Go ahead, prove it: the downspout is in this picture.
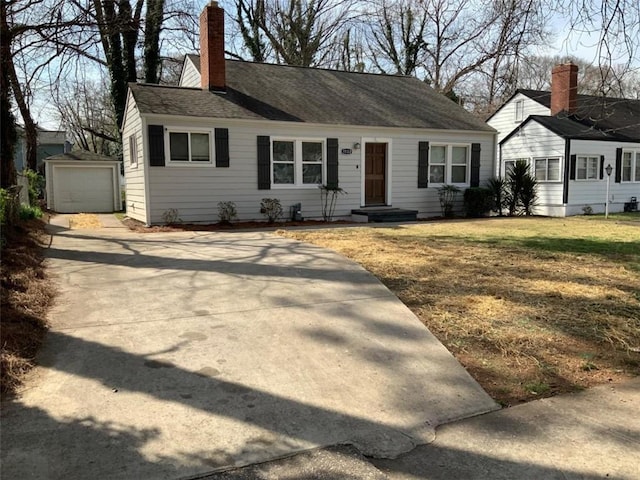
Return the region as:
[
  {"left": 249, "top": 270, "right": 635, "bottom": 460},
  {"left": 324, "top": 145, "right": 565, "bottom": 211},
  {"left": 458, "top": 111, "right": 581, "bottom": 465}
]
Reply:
[
  {"left": 498, "top": 134, "right": 502, "bottom": 178},
  {"left": 562, "top": 138, "right": 571, "bottom": 205}
]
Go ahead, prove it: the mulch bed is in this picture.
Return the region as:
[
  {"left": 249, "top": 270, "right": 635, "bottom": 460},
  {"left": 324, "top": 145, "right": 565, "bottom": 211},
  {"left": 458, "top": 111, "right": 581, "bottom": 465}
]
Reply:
[
  {"left": 1, "top": 219, "right": 55, "bottom": 398},
  {"left": 122, "top": 217, "right": 354, "bottom": 233}
]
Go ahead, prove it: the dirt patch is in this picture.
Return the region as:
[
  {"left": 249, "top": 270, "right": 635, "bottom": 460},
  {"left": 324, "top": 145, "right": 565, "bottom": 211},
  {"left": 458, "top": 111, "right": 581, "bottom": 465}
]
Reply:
[
  {"left": 69, "top": 213, "right": 102, "bottom": 229},
  {"left": 280, "top": 217, "right": 640, "bottom": 406},
  {"left": 1, "top": 219, "right": 55, "bottom": 398}
]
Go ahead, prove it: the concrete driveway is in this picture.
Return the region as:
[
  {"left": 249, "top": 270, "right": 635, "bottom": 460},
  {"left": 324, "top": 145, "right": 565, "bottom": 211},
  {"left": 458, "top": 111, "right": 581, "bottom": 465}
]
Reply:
[{"left": 1, "top": 220, "right": 498, "bottom": 479}]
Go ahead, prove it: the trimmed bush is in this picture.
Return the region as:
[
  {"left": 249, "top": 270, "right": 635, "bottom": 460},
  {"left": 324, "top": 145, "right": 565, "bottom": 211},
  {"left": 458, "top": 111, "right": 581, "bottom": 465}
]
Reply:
[
  {"left": 464, "top": 187, "right": 493, "bottom": 218},
  {"left": 217, "top": 201, "right": 238, "bottom": 224},
  {"left": 260, "top": 198, "right": 283, "bottom": 224}
]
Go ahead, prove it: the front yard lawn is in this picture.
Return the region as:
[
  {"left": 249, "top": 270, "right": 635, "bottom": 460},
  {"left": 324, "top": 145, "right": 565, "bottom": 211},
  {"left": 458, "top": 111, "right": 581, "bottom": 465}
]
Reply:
[{"left": 279, "top": 214, "right": 640, "bottom": 406}]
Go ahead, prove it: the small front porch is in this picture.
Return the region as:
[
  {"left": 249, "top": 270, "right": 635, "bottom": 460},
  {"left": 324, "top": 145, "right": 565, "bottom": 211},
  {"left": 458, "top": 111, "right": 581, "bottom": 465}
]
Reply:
[{"left": 351, "top": 207, "right": 418, "bottom": 223}]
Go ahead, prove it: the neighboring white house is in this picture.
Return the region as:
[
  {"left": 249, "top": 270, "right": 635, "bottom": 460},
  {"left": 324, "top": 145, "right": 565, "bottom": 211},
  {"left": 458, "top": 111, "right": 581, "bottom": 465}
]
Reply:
[
  {"left": 121, "top": 2, "right": 497, "bottom": 226},
  {"left": 488, "top": 64, "right": 639, "bottom": 216}
]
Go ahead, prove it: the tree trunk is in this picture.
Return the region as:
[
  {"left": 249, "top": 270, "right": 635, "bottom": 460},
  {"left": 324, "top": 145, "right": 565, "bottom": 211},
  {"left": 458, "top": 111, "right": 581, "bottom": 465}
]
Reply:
[
  {"left": 7, "top": 63, "right": 37, "bottom": 172},
  {"left": 0, "top": 1, "right": 17, "bottom": 188},
  {"left": 144, "top": 0, "right": 164, "bottom": 83}
]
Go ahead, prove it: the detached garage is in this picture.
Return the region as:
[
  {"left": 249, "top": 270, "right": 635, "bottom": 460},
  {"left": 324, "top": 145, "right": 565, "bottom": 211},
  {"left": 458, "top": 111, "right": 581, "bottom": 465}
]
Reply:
[{"left": 44, "top": 152, "right": 121, "bottom": 213}]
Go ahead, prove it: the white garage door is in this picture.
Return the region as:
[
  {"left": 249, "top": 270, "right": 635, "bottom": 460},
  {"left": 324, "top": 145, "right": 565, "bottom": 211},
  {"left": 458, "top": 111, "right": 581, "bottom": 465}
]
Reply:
[{"left": 53, "top": 166, "right": 115, "bottom": 213}]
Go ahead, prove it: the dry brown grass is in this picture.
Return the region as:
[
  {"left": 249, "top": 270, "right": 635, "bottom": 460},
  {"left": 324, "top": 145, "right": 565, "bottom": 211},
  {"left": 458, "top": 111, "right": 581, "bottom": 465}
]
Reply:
[
  {"left": 280, "top": 216, "right": 640, "bottom": 405},
  {"left": 69, "top": 213, "right": 102, "bottom": 229},
  {"left": 1, "top": 219, "right": 55, "bottom": 397}
]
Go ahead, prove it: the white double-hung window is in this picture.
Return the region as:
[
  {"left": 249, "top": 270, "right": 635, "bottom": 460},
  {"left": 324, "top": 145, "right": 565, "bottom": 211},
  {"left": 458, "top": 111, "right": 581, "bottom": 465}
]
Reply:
[
  {"left": 576, "top": 156, "right": 599, "bottom": 180},
  {"left": 429, "top": 144, "right": 469, "bottom": 185},
  {"left": 272, "top": 139, "right": 324, "bottom": 187},
  {"left": 534, "top": 157, "right": 561, "bottom": 182},
  {"left": 166, "top": 129, "right": 212, "bottom": 164},
  {"left": 622, "top": 150, "right": 640, "bottom": 182}
]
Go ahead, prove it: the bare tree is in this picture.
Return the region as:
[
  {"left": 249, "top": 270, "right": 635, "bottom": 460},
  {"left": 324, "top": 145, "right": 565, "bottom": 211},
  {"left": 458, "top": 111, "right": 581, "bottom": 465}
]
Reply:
[
  {"left": 333, "top": 29, "right": 367, "bottom": 72},
  {"left": 555, "top": 0, "right": 639, "bottom": 73},
  {"left": 366, "top": 0, "right": 428, "bottom": 75},
  {"left": 229, "top": 0, "right": 354, "bottom": 67},
  {"left": 233, "top": 0, "right": 269, "bottom": 61},
  {"left": 364, "top": 0, "right": 548, "bottom": 100},
  {"left": 54, "top": 76, "right": 120, "bottom": 156},
  {"left": 1, "top": 0, "right": 79, "bottom": 171},
  {"left": 1, "top": 1, "right": 18, "bottom": 188}
]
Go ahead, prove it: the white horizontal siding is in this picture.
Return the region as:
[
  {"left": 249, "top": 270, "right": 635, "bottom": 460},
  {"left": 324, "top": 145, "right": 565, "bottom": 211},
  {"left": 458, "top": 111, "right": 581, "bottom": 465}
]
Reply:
[
  {"left": 488, "top": 93, "right": 550, "bottom": 173},
  {"left": 568, "top": 140, "right": 640, "bottom": 215},
  {"left": 144, "top": 117, "right": 495, "bottom": 224},
  {"left": 122, "top": 91, "right": 147, "bottom": 224},
  {"left": 501, "top": 120, "right": 566, "bottom": 216},
  {"left": 179, "top": 58, "right": 201, "bottom": 88}
]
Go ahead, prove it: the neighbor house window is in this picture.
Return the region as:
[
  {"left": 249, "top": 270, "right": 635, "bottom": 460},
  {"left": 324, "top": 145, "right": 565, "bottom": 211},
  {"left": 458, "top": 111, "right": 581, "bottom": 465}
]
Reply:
[
  {"left": 128, "top": 134, "right": 137, "bottom": 167},
  {"left": 272, "top": 139, "right": 324, "bottom": 186},
  {"left": 504, "top": 158, "right": 527, "bottom": 177},
  {"left": 534, "top": 157, "right": 561, "bottom": 182},
  {"left": 622, "top": 150, "right": 640, "bottom": 182},
  {"left": 167, "top": 130, "right": 211, "bottom": 164},
  {"left": 429, "top": 145, "right": 469, "bottom": 185},
  {"left": 576, "top": 156, "right": 599, "bottom": 180},
  {"left": 514, "top": 100, "right": 524, "bottom": 122}
]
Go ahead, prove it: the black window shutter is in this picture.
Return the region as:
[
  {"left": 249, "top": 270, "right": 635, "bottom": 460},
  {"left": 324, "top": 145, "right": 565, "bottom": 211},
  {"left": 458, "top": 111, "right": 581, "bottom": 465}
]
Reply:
[
  {"left": 615, "top": 148, "right": 622, "bottom": 183},
  {"left": 470, "top": 143, "right": 481, "bottom": 187},
  {"left": 569, "top": 154, "right": 577, "bottom": 180},
  {"left": 148, "top": 125, "right": 165, "bottom": 166},
  {"left": 418, "top": 141, "right": 429, "bottom": 188},
  {"left": 600, "top": 155, "right": 605, "bottom": 179},
  {"left": 326, "top": 138, "right": 339, "bottom": 188},
  {"left": 215, "top": 128, "right": 229, "bottom": 167},
  {"left": 257, "top": 136, "right": 271, "bottom": 190}
]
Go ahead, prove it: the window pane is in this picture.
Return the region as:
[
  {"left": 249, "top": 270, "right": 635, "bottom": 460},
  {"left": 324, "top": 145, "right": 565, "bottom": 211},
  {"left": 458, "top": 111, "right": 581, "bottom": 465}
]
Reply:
[
  {"left": 635, "top": 153, "right": 640, "bottom": 181},
  {"left": 576, "top": 157, "right": 586, "bottom": 180},
  {"left": 504, "top": 161, "right": 515, "bottom": 176},
  {"left": 452, "top": 146, "right": 467, "bottom": 164},
  {"left": 273, "top": 163, "right": 294, "bottom": 184},
  {"left": 303, "top": 164, "right": 322, "bottom": 184},
  {"left": 129, "top": 136, "right": 136, "bottom": 165},
  {"left": 587, "top": 158, "right": 598, "bottom": 179},
  {"left": 191, "top": 133, "right": 210, "bottom": 161},
  {"left": 170, "top": 132, "right": 189, "bottom": 161},
  {"left": 273, "top": 141, "right": 294, "bottom": 162},
  {"left": 451, "top": 165, "right": 466, "bottom": 183},
  {"left": 302, "top": 142, "right": 322, "bottom": 162},
  {"left": 535, "top": 159, "right": 547, "bottom": 180},
  {"left": 429, "top": 165, "right": 445, "bottom": 183},
  {"left": 548, "top": 158, "right": 560, "bottom": 181},
  {"left": 515, "top": 100, "right": 523, "bottom": 121},
  {"left": 431, "top": 146, "right": 446, "bottom": 164}
]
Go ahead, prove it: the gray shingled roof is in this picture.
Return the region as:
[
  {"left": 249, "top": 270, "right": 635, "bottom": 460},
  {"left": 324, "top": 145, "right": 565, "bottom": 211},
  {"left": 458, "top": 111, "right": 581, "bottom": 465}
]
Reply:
[
  {"left": 129, "top": 59, "right": 494, "bottom": 132},
  {"left": 527, "top": 115, "right": 617, "bottom": 140},
  {"left": 45, "top": 151, "right": 118, "bottom": 162},
  {"left": 518, "top": 89, "right": 640, "bottom": 141}
]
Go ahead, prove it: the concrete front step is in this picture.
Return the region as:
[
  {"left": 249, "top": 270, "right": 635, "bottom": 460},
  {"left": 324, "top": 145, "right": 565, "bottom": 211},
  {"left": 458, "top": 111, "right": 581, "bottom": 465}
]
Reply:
[{"left": 351, "top": 208, "right": 418, "bottom": 223}]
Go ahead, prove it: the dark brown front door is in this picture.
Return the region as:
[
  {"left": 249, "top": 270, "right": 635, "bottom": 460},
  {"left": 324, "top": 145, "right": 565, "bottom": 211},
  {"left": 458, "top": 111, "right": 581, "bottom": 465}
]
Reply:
[{"left": 365, "top": 143, "right": 386, "bottom": 205}]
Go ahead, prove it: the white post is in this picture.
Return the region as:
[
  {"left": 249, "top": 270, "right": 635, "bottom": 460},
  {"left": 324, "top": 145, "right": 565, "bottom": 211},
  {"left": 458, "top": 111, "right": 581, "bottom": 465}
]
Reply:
[{"left": 605, "top": 173, "right": 611, "bottom": 219}]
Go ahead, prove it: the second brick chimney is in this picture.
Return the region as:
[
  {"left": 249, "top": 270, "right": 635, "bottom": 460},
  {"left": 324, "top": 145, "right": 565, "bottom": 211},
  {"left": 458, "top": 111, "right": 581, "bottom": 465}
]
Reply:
[
  {"left": 200, "top": 1, "right": 225, "bottom": 92},
  {"left": 550, "top": 63, "right": 578, "bottom": 116}
]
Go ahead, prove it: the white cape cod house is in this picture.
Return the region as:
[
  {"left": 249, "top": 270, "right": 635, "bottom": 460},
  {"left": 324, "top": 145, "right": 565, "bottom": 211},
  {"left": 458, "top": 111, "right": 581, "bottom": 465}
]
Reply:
[
  {"left": 488, "top": 63, "right": 639, "bottom": 217},
  {"left": 121, "top": 2, "right": 497, "bottom": 225}
]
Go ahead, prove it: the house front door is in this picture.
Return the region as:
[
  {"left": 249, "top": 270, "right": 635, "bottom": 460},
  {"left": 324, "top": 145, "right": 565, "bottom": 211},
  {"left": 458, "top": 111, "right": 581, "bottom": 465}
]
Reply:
[{"left": 365, "top": 143, "right": 386, "bottom": 205}]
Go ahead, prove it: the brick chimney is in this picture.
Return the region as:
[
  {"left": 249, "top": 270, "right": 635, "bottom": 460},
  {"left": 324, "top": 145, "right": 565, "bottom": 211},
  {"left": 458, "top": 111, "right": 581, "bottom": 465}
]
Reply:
[
  {"left": 200, "top": 1, "right": 225, "bottom": 92},
  {"left": 550, "top": 63, "right": 578, "bottom": 116}
]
